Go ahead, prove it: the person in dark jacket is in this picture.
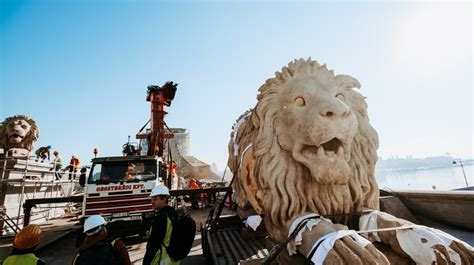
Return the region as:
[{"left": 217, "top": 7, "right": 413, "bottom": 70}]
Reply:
[
  {"left": 143, "top": 185, "right": 179, "bottom": 265},
  {"left": 35, "top": 145, "right": 51, "bottom": 162},
  {"left": 4, "top": 224, "right": 46, "bottom": 265},
  {"left": 73, "top": 215, "right": 131, "bottom": 265}
]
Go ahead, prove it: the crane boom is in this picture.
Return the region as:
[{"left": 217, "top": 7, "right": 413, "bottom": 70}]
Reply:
[{"left": 145, "top": 81, "right": 177, "bottom": 157}]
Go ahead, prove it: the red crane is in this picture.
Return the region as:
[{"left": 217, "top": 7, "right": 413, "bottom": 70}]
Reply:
[{"left": 145, "top": 81, "right": 177, "bottom": 157}]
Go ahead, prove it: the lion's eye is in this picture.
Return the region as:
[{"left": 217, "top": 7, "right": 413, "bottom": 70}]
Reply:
[
  {"left": 336, "top": 93, "right": 345, "bottom": 101},
  {"left": 294, "top": 96, "right": 305, "bottom": 106},
  {"left": 21, "top": 125, "right": 27, "bottom": 129}
]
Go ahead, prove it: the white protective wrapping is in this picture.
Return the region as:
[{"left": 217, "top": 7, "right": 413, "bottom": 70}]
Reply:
[
  {"left": 359, "top": 210, "right": 381, "bottom": 241},
  {"left": 244, "top": 215, "right": 262, "bottom": 231},
  {"left": 232, "top": 112, "right": 251, "bottom": 156},
  {"left": 239, "top": 144, "right": 253, "bottom": 170},
  {"left": 359, "top": 210, "right": 474, "bottom": 264},
  {"left": 286, "top": 213, "right": 331, "bottom": 255},
  {"left": 308, "top": 230, "right": 371, "bottom": 265},
  {"left": 396, "top": 225, "right": 473, "bottom": 264}
]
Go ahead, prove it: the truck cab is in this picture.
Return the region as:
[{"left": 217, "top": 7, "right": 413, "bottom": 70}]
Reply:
[{"left": 81, "top": 155, "right": 164, "bottom": 237}]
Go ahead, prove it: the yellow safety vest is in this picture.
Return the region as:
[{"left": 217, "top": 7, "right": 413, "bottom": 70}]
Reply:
[
  {"left": 3, "top": 253, "right": 39, "bottom": 265},
  {"left": 150, "top": 217, "right": 180, "bottom": 265}
]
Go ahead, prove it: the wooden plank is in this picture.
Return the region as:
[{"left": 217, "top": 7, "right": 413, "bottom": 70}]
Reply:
[
  {"left": 206, "top": 220, "right": 271, "bottom": 264},
  {"left": 215, "top": 231, "right": 235, "bottom": 264},
  {"left": 206, "top": 230, "right": 220, "bottom": 265},
  {"left": 232, "top": 230, "right": 267, "bottom": 259},
  {"left": 227, "top": 230, "right": 252, "bottom": 260},
  {"left": 253, "top": 236, "right": 267, "bottom": 251},
  {"left": 394, "top": 190, "right": 474, "bottom": 229},
  {"left": 223, "top": 230, "right": 243, "bottom": 263},
  {"left": 247, "top": 236, "right": 268, "bottom": 258}
]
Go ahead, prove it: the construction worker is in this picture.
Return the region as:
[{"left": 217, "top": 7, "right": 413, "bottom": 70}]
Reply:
[
  {"left": 35, "top": 145, "right": 51, "bottom": 162},
  {"left": 124, "top": 163, "right": 136, "bottom": 181},
  {"left": 168, "top": 161, "right": 177, "bottom": 177},
  {"left": 168, "top": 161, "right": 178, "bottom": 190},
  {"left": 65, "top": 155, "right": 80, "bottom": 180},
  {"left": 143, "top": 185, "right": 179, "bottom": 265},
  {"left": 51, "top": 151, "right": 62, "bottom": 180},
  {"left": 187, "top": 179, "right": 200, "bottom": 209},
  {"left": 73, "top": 215, "right": 131, "bottom": 265},
  {"left": 4, "top": 224, "right": 45, "bottom": 265}
]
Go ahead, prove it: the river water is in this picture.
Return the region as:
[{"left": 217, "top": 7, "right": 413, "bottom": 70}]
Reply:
[{"left": 376, "top": 164, "right": 474, "bottom": 191}]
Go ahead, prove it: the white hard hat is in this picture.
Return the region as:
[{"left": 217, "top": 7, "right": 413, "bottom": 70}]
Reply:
[
  {"left": 84, "top": 215, "right": 107, "bottom": 233},
  {"left": 150, "top": 185, "right": 170, "bottom": 197}
]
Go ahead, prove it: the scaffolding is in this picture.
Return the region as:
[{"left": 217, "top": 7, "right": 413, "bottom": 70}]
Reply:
[{"left": 0, "top": 150, "right": 78, "bottom": 235}]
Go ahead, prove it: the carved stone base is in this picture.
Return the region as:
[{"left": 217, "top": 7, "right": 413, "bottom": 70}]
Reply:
[{"left": 3, "top": 148, "right": 29, "bottom": 158}]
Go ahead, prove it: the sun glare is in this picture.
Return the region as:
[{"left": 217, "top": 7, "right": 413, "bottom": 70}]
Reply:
[{"left": 393, "top": 3, "right": 471, "bottom": 74}]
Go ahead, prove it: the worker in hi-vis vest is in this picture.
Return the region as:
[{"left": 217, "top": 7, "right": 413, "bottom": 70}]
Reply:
[
  {"left": 143, "top": 185, "right": 179, "bottom": 265},
  {"left": 4, "top": 224, "right": 45, "bottom": 265}
]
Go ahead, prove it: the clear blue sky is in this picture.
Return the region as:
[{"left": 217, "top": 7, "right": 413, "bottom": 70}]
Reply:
[{"left": 1, "top": 1, "right": 472, "bottom": 171}]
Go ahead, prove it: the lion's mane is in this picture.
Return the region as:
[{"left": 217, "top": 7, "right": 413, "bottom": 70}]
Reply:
[
  {"left": 0, "top": 115, "right": 39, "bottom": 152},
  {"left": 229, "top": 58, "right": 379, "bottom": 241}
]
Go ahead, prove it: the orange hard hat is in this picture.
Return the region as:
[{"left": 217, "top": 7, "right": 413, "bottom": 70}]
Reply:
[{"left": 13, "top": 224, "right": 43, "bottom": 249}]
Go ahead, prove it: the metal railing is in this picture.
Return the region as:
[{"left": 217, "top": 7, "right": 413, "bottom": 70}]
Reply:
[
  {"left": 0, "top": 206, "right": 20, "bottom": 234},
  {"left": 0, "top": 150, "right": 80, "bottom": 231}
]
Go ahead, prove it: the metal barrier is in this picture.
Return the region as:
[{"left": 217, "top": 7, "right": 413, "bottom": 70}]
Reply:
[
  {"left": 23, "top": 196, "right": 84, "bottom": 226},
  {"left": 0, "top": 206, "right": 20, "bottom": 234},
  {"left": 22, "top": 187, "right": 230, "bottom": 226}
]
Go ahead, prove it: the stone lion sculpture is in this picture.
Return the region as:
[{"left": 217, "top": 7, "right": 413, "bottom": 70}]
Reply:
[
  {"left": 0, "top": 115, "right": 39, "bottom": 156},
  {"left": 228, "top": 58, "right": 473, "bottom": 264}
]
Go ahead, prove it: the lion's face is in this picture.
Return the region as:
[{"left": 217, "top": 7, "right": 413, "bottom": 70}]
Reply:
[
  {"left": 1, "top": 115, "right": 39, "bottom": 151},
  {"left": 5, "top": 119, "right": 32, "bottom": 145},
  {"left": 273, "top": 75, "right": 358, "bottom": 184},
  {"left": 230, "top": 59, "right": 379, "bottom": 241}
]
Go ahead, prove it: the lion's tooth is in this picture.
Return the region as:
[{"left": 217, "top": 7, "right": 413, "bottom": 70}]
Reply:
[
  {"left": 317, "top": 146, "right": 325, "bottom": 157},
  {"left": 325, "top": 151, "right": 335, "bottom": 156},
  {"left": 337, "top": 146, "right": 344, "bottom": 157}
]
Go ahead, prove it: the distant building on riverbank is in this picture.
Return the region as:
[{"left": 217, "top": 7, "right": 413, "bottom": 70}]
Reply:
[{"left": 376, "top": 155, "right": 473, "bottom": 172}]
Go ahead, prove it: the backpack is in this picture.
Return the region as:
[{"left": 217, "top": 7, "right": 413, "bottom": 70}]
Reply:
[
  {"left": 74, "top": 239, "right": 116, "bottom": 265},
  {"left": 163, "top": 212, "right": 196, "bottom": 260}
]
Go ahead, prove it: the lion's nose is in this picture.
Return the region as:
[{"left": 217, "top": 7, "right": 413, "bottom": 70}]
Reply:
[{"left": 319, "top": 101, "right": 351, "bottom": 119}]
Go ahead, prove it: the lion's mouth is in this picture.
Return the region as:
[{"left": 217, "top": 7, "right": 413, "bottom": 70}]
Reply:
[
  {"left": 293, "top": 137, "right": 352, "bottom": 184},
  {"left": 9, "top": 134, "right": 24, "bottom": 142},
  {"left": 301, "top": 138, "right": 349, "bottom": 161}
]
